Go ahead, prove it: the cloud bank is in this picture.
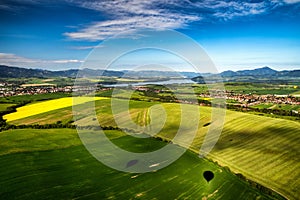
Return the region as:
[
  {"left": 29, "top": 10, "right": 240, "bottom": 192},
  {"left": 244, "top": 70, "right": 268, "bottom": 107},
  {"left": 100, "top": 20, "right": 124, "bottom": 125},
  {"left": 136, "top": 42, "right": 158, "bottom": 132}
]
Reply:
[{"left": 0, "top": 53, "right": 83, "bottom": 69}]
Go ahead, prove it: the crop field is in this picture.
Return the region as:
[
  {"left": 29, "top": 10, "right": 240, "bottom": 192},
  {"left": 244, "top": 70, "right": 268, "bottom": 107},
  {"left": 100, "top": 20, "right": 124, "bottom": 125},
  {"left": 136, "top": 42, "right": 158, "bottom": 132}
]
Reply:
[
  {"left": 205, "top": 112, "right": 300, "bottom": 199},
  {"left": 3, "top": 97, "right": 108, "bottom": 122},
  {"left": 0, "top": 128, "right": 277, "bottom": 199},
  {"left": 5, "top": 97, "right": 300, "bottom": 199}
]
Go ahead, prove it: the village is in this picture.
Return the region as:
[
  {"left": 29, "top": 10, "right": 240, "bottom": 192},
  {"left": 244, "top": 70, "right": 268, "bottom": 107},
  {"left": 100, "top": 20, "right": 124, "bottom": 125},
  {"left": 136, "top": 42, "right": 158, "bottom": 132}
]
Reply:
[
  {"left": 1, "top": 82, "right": 299, "bottom": 110},
  {"left": 225, "top": 93, "right": 300, "bottom": 107},
  {"left": 0, "top": 82, "right": 73, "bottom": 97}
]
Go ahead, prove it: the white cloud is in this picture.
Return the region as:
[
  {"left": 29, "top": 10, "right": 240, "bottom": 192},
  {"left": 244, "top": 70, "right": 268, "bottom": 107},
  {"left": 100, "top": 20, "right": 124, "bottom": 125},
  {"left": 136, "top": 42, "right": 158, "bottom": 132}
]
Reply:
[
  {"left": 65, "top": 0, "right": 287, "bottom": 41},
  {"left": 0, "top": 53, "right": 37, "bottom": 64},
  {"left": 191, "top": 0, "right": 278, "bottom": 20},
  {"left": 283, "top": 0, "right": 300, "bottom": 3},
  {"left": 0, "top": 0, "right": 43, "bottom": 11},
  {"left": 65, "top": 0, "right": 200, "bottom": 41},
  {"left": 3, "top": 0, "right": 292, "bottom": 41},
  {"left": 0, "top": 53, "right": 83, "bottom": 69},
  {"left": 65, "top": 15, "right": 199, "bottom": 41},
  {"left": 70, "top": 45, "right": 104, "bottom": 50},
  {"left": 52, "top": 59, "right": 83, "bottom": 64}
]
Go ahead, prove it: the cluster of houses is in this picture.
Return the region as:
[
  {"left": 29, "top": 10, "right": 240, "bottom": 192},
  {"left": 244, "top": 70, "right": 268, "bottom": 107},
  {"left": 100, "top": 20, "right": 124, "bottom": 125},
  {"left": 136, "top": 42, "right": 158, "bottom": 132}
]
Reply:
[
  {"left": 1, "top": 82, "right": 299, "bottom": 110},
  {"left": 0, "top": 82, "right": 73, "bottom": 97},
  {"left": 226, "top": 93, "right": 300, "bottom": 107}
]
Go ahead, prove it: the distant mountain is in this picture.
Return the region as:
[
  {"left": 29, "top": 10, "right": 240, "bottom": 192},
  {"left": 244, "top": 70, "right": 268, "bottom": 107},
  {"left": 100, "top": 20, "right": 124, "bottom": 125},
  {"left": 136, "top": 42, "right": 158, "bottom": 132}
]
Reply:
[
  {"left": 0, "top": 65, "right": 52, "bottom": 78},
  {"left": 220, "top": 67, "right": 277, "bottom": 77},
  {"left": 122, "top": 70, "right": 180, "bottom": 78},
  {"left": 277, "top": 70, "right": 300, "bottom": 77},
  {"left": 220, "top": 70, "right": 236, "bottom": 77},
  {"left": 192, "top": 67, "right": 300, "bottom": 83},
  {"left": 121, "top": 70, "right": 201, "bottom": 78},
  {"left": 0, "top": 65, "right": 198, "bottom": 79},
  {"left": 0, "top": 65, "right": 299, "bottom": 83},
  {"left": 0, "top": 65, "right": 123, "bottom": 78}
]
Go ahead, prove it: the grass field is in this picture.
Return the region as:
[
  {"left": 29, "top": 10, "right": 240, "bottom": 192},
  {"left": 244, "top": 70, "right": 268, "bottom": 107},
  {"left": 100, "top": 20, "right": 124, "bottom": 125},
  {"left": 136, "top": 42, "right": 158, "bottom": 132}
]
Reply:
[
  {"left": 205, "top": 111, "right": 300, "bottom": 200},
  {"left": 182, "top": 83, "right": 300, "bottom": 95},
  {"left": 224, "top": 83, "right": 300, "bottom": 95},
  {"left": 6, "top": 97, "right": 299, "bottom": 199},
  {"left": 252, "top": 103, "right": 300, "bottom": 111},
  {"left": 0, "top": 103, "right": 15, "bottom": 112},
  {"left": 0, "top": 93, "right": 71, "bottom": 104},
  {"left": 0, "top": 129, "right": 277, "bottom": 199}
]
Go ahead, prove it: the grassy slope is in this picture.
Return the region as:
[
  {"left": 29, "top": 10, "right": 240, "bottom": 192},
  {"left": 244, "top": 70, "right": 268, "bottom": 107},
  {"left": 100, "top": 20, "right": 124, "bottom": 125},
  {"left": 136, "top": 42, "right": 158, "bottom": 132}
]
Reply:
[
  {"left": 6, "top": 98, "right": 300, "bottom": 199},
  {"left": 0, "top": 129, "right": 274, "bottom": 200},
  {"left": 207, "top": 110, "right": 300, "bottom": 199}
]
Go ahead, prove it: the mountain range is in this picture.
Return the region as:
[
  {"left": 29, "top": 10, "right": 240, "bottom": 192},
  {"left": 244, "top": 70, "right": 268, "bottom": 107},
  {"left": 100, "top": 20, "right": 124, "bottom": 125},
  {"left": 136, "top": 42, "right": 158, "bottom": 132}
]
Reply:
[
  {"left": 220, "top": 66, "right": 300, "bottom": 77},
  {"left": 0, "top": 65, "right": 299, "bottom": 82},
  {"left": 0, "top": 65, "right": 124, "bottom": 78}
]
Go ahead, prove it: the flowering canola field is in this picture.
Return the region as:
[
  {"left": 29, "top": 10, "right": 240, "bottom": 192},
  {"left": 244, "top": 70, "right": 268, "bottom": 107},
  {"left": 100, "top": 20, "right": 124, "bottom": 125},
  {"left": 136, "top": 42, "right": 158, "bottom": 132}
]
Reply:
[{"left": 3, "top": 97, "right": 107, "bottom": 122}]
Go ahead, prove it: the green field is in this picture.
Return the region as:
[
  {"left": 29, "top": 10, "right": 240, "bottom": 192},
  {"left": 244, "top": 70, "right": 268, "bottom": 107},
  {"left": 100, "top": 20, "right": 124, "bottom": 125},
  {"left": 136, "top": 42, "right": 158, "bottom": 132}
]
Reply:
[
  {"left": 252, "top": 103, "right": 300, "bottom": 112},
  {"left": 0, "top": 103, "right": 15, "bottom": 112},
  {"left": 0, "top": 93, "right": 71, "bottom": 104},
  {"left": 170, "top": 83, "right": 300, "bottom": 95},
  {"left": 0, "top": 129, "right": 276, "bottom": 199},
  {"left": 5, "top": 97, "right": 300, "bottom": 199},
  {"left": 224, "top": 83, "right": 300, "bottom": 95},
  {"left": 206, "top": 112, "right": 300, "bottom": 199}
]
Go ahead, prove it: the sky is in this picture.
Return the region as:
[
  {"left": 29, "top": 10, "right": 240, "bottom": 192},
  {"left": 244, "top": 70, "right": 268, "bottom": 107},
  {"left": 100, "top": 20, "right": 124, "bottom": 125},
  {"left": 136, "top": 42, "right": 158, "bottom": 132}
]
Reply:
[{"left": 0, "top": 0, "right": 300, "bottom": 72}]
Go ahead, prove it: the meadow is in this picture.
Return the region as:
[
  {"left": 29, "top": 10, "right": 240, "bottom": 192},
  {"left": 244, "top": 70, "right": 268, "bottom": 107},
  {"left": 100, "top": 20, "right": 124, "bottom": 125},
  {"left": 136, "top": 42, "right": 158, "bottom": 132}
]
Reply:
[
  {"left": 223, "top": 83, "right": 300, "bottom": 95},
  {"left": 251, "top": 103, "right": 300, "bottom": 112},
  {"left": 0, "top": 128, "right": 279, "bottom": 199},
  {"left": 0, "top": 93, "right": 72, "bottom": 104},
  {"left": 147, "top": 82, "right": 300, "bottom": 96},
  {"left": 4, "top": 97, "right": 300, "bottom": 199}
]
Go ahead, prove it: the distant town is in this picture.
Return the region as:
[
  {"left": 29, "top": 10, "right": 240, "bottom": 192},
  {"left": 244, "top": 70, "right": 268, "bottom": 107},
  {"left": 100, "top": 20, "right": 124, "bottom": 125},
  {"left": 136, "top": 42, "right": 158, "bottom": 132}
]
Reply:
[{"left": 1, "top": 81, "right": 299, "bottom": 112}]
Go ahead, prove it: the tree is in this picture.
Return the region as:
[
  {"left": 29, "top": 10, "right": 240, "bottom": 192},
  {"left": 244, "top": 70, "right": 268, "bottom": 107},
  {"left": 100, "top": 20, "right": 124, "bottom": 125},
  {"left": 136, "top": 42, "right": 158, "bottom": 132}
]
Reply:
[{"left": 0, "top": 115, "right": 7, "bottom": 130}]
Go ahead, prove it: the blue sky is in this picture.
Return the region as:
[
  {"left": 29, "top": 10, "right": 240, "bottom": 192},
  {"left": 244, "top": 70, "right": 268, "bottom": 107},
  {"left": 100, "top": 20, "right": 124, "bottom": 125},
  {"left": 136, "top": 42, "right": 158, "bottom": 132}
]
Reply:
[{"left": 0, "top": 0, "right": 300, "bottom": 72}]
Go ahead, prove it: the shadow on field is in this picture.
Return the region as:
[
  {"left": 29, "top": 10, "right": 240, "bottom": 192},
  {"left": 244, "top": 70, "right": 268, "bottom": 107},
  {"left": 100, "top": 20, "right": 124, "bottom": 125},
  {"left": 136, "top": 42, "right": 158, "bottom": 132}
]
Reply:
[{"left": 213, "top": 125, "right": 300, "bottom": 157}]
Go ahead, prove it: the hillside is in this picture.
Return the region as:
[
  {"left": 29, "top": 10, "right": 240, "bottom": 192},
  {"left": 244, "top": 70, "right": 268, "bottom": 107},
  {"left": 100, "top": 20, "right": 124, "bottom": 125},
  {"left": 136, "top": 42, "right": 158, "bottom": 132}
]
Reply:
[
  {"left": 0, "top": 65, "right": 124, "bottom": 78},
  {"left": 193, "top": 67, "right": 300, "bottom": 83},
  {"left": 2, "top": 97, "right": 298, "bottom": 199},
  {"left": 1, "top": 65, "right": 299, "bottom": 83}
]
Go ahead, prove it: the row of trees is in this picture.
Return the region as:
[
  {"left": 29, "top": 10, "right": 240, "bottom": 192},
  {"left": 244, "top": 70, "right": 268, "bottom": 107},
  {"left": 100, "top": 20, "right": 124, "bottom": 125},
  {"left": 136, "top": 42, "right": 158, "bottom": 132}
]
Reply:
[
  {"left": 0, "top": 120, "right": 142, "bottom": 133},
  {"left": 235, "top": 173, "right": 285, "bottom": 199},
  {"left": 0, "top": 115, "right": 6, "bottom": 131},
  {"left": 0, "top": 100, "right": 33, "bottom": 132}
]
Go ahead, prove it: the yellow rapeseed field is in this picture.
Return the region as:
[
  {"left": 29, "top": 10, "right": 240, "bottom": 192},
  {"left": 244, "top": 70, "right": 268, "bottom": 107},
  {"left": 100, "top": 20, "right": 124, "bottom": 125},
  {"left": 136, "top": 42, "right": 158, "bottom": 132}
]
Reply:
[{"left": 4, "top": 97, "right": 107, "bottom": 122}]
